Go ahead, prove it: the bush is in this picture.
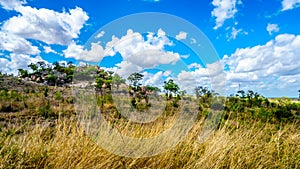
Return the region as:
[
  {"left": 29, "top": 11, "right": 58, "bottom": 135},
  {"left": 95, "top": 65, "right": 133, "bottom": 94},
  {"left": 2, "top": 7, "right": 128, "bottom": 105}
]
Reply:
[
  {"left": 38, "top": 101, "right": 57, "bottom": 118},
  {"left": 275, "top": 106, "right": 293, "bottom": 120}
]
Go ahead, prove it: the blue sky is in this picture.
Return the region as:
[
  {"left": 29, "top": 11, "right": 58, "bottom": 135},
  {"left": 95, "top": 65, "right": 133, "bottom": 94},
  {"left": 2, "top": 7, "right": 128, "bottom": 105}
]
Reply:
[{"left": 0, "top": 0, "right": 300, "bottom": 97}]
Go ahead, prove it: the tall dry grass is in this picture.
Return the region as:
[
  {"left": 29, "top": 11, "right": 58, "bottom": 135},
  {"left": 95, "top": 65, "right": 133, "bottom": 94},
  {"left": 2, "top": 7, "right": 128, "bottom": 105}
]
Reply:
[{"left": 0, "top": 116, "right": 299, "bottom": 168}]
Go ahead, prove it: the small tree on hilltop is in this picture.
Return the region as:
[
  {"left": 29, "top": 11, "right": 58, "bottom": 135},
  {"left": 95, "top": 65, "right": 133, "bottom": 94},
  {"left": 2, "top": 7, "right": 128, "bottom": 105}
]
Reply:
[
  {"left": 95, "top": 69, "right": 112, "bottom": 95},
  {"left": 127, "top": 72, "right": 144, "bottom": 92},
  {"left": 163, "top": 79, "right": 180, "bottom": 100},
  {"left": 112, "top": 74, "right": 126, "bottom": 90},
  {"left": 18, "top": 69, "right": 29, "bottom": 78}
]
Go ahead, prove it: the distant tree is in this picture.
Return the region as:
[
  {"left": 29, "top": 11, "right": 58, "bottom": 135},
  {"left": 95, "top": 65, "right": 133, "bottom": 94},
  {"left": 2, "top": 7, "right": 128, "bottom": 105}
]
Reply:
[
  {"left": 37, "top": 61, "right": 47, "bottom": 71},
  {"left": 28, "top": 63, "right": 38, "bottom": 72},
  {"left": 112, "top": 74, "right": 125, "bottom": 90},
  {"left": 179, "top": 90, "right": 187, "bottom": 97},
  {"left": 64, "top": 64, "right": 75, "bottom": 83},
  {"left": 95, "top": 69, "right": 112, "bottom": 95},
  {"left": 53, "top": 61, "right": 65, "bottom": 72},
  {"left": 18, "top": 69, "right": 28, "bottom": 78},
  {"left": 127, "top": 72, "right": 144, "bottom": 91},
  {"left": 67, "top": 61, "right": 74, "bottom": 67},
  {"left": 236, "top": 90, "right": 246, "bottom": 98},
  {"left": 146, "top": 86, "right": 161, "bottom": 92},
  {"left": 46, "top": 74, "right": 57, "bottom": 86},
  {"left": 163, "top": 79, "right": 180, "bottom": 99},
  {"left": 195, "top": 86, "right": 212, "bottom": 103}
]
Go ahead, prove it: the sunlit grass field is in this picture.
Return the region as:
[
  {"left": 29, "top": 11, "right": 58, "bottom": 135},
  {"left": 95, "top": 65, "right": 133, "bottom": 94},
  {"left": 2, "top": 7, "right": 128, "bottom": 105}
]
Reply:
[{"left": 0, "top": 77, "right": 300, "bottom": 168}]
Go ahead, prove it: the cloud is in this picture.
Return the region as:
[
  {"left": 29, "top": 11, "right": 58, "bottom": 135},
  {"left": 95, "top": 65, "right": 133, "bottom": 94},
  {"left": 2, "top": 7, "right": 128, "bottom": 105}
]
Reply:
[
  {"left": 63, "top": 41, "right": 109, "bottom": 62},
  {"left": 107, "top": 29, "right": 181, "bottom": 68},
  {"left": 175, "top": 31, "right": 187, "bottom": 40},
  {"left": 266, "top": 23, "right": 279, "bottom": 35},
  {"left": 176, "top": 61, "right": 226, "bottom": 95},
  {"left": 188, "top": 63, "right": 202, "bottom": 69},
  {"left": 227, "top": 27, "right": 248, "bottom": 40},
  {"left": 2, "top": 6, "right": 89, "bottom": 45},
  {"left": 0, "top": 31, "right": 40, "bottom": 55},
  {"left": 211, "top": 0, "right": 242, "bottom": 30},
  {"left": 281, "top": 0, "right": 300, "bottom": 11},
  {"left": 63, "top": 28, "right": 181, "bottom": 65},
  {"left": 176, "top": 31, "right": 300, "bottom": 96},
  {"left": 115, "top": 61, "right": 143, "bottom": 78},
  {"left": 0, "top": 0, "right": 26, "bottom": 10},
  {"left": 190, "top": 38, "right": 197, "bottom": 44},
  {"left": 128, "top": 50, "right": 180, "bottom": 68},
  {"left": 43, "top": 46, "right": 58, "bottom": 54},
  {"left": 176, "top": 68, "right": 210, "bottom": 94},
  {"left": 0, "top": 54, "right": 48, "bottom": 75},
  {"left": 223, "top": 33, "right": 300, "bottom": 94},
  {"left": 96, "top": 31, "right": 105, "bottom": 39},
  {"left": 142, "top": 71, "right": 165, "bottom": 87},
  {"left": 143, "top": 0, "right": 160, "bottom": 2}
]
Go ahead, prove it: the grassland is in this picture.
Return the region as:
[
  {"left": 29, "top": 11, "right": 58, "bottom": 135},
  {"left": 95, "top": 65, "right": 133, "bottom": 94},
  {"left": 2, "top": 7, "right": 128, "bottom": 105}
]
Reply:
[{"left": 0, "top": 75, "right": 300, "bottom": 168}]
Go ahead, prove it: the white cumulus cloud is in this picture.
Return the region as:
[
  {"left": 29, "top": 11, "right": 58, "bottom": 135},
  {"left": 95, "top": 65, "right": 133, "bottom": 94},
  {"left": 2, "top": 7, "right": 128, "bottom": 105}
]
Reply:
[
  {"left": 107, "top": 29, "right": 180, "bottom": 68},
  {"left": 211, "top": 0, "right": 242, "bottom": 30},
  {"left": 2, "top": 6, "right": 89, "bottom": 45},
  {"left": 63, "top": 28, "right": 182, "bottom": 66},
  {"left": 188, "top": 63, "right": 202, "bottom": 69},
  {"left": 227, "top": 27, "right": 248, "bottom": 40},
  {"left": 175, "top": 31, "right": 187, "bottom": 40},
  {"left": 43, "top": 46, "right": 58, "bottom": 54},
  {"left": 223, "top": 33, "right": 300, "bottom": 94},
  {"left": 266, "top": 23, "right": 279, "bottom": 35},
  {"left": 0, "top": 54, "right": 48, "bottom": 75},
  {"left": 0, "top": 31, "right": 40, "bottom": 55},
  {"left": 281, "top": 0, "right": 300, "bottom": 11},
  {"left": 63, "top": 41, "right": 109, "bottom": 62},
  {"left": 0, "top": 0, "right": 26, "bottom": 10},
  {"left": 96, "top": 31, "right": 105, "bottom": 39}
]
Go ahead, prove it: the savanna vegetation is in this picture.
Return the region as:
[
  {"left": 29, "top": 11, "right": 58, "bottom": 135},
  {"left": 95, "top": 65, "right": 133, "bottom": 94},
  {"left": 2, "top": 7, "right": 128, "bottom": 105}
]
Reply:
[{"left": 0, "top": 62, "right": 299, "bottom": 168}]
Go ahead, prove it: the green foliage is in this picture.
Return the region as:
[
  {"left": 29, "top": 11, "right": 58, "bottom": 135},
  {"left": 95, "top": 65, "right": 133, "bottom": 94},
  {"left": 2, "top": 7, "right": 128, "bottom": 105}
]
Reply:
[
  {"left": 95, "top": 69, "right": 113, "bottom": 94},
  {"left": 224, "top": 90, "right": 300, "bottom": 122},
  {"left": 127, "top": 72, "right": 144, "bottom": 91},
  {"left": 146, "top": 85, "right": 160, "bottom": 92},
  {"left": 18, "top": 69, "right": 29, "bottom": 78},
  {"left": 22, "top": 61, "right": 76, "bottom": 86},
  {"left": 43, "top": 87, "right": 48, "bottom": 97},
  {"left": 112, "top": 74, "right": 125, "bottom": 89},
  {"left": 54, "top": 91, "right": 62, "bottom": 100},
  {"left": 38, "top": 101, "right": 57, "bottom": 118},
  {"left": 46, "top": 74, "right": 57, "bottom": 86},
  {"left": 28, "top": 63, "right": 38, "bottom": 72},
  {"left": 163, "top": 79, "right": 179, "bottom": 99}
]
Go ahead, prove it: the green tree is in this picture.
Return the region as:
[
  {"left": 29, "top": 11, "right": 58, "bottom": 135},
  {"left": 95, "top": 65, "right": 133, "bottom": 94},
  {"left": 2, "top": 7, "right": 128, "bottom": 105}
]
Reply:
[
  {"left": 18, "top": 69, "right": 28, "bottom": 78},
  {"left": 163, "top": 79, "right": 180, "bottom": 99},
  {"left": 236, "top": 90, "right": 246, "bottom": 98},
  {"left": 179, "top": 90, "right": 187, "bottom": 98},
  {"left": 195, "top": 86, "right": 212, "bottom": 103},
  {"left": 127, "top": 72, "right": 144, "bottom": 91},
  {"left": 146, "top": 86, "right": 161, "bottom": 92},
  {"left": 112, "top": 74, "right": 125, "bottom": 90},
  {"left": 37, "top": 61, "right": 47, "bottom": 71},
  {"left": 95, "top": 69, "right": 112, "bottom": 95},
  {"left": 28, "top": 63, "right": 38, "bottom": 72},
  {"left": 46, "top": 74, "right": 57, "bottom": 86}
]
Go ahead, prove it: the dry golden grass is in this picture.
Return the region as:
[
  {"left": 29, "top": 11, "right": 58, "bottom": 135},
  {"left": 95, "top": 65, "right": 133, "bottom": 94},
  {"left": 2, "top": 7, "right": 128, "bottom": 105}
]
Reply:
[
  {"left": 0, "top": 116, "right": 299, "bottom": 168},
  {"left": 0, "top": 84, "right": 299, "bottom": 168}
]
